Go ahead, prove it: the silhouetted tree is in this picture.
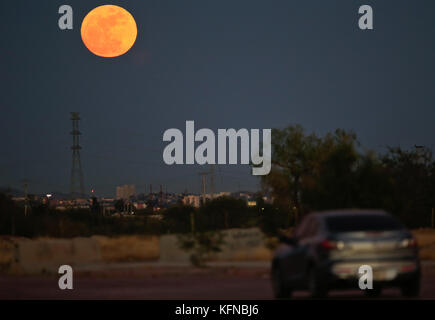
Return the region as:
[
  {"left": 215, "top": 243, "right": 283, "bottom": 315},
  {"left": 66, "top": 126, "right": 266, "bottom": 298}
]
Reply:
[{"left": 381, "top": 146, "right": 435, "bottom": 227}]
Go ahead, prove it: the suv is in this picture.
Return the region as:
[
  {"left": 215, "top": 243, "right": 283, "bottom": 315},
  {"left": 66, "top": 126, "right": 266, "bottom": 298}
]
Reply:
[{"left": 271, "top": 209, "right": 421, "bottom": 298}]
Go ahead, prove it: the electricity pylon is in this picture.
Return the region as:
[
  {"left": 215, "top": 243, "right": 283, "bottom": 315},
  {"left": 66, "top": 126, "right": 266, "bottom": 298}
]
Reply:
[{"left": 70, "top": 112, "right": 85, "bottom": 197}]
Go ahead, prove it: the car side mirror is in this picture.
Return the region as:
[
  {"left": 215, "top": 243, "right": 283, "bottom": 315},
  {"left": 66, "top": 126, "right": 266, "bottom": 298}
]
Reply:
[{"left": 279, "top": 235, "right": 298, "bottom": 246}]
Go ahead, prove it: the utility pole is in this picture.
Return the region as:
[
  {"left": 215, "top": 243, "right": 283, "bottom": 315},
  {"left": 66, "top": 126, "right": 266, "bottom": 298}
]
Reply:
[
  {"left": 209, "top": 164, "right": 215, "bottom": 199},
  {"left": 432, "top": 208, "right": 434, "bottom": 229},
  {"left": 159, "top": 184, "right": 163, "bottom": 206},
  {"left": 149, "top": 184, "right": 153, "bottom": 210},
  {"left": 199, "top": 171, "right": 208, "bottom": 204},
  {"left": 23, "top": 181, "right": 29, "bottom": 216},
  {"left": 190, "top": 210, "right": 195, "bottom": 233},
  {"left": 11, "top": 212, "right": 15, "bottom": 236},
  {"left": 200, "top": 173, "right": 207, "bottom": 195}
]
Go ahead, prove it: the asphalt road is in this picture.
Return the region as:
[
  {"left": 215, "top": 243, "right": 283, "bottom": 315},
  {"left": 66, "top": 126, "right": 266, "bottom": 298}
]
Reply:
[{"left": 1, "top": 262, "right": 435, "bottom": 300}]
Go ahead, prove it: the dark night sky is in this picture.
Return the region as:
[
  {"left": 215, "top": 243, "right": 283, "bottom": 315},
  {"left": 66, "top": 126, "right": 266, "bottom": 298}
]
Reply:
[{"left": 1, "top": 0, "right": 435, "bottom": 197}]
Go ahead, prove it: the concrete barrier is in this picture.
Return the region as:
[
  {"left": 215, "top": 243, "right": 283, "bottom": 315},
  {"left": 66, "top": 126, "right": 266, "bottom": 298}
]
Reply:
[
  {"left": 0, "top": 237, "right": 17, "bottom": 272},
  {"left": 159, "top": 234, "right": 191, "bottom": 262},
  {"left": 13, "top": 239, "right": 74, "bottom": 273},
  {"left": 11, "top": 237, "right": 101, "bottom": 274},
  {"left": 93, "top": 235, "right": 159, "bottom": 262},
  {"left": 4, "top": 235, "right": 158, "bottom": 274},
  {"left": 72, "top": 237, "right": 101, "bottom": 264},
  {"left": 159, "top": 228, "right": 273, "bottom": 263},
  {"left": 212, "top": 228, "right": 273, "bottom": 261},
  {"left": 3, "top": 228, "right": 273, "bottom": 273}
]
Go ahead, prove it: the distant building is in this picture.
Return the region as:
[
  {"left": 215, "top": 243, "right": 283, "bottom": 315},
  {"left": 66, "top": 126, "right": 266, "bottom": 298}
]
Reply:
[
  {"left": 212, "top": 192, "right": 231, "bottom": 198},
  {"left": 182, "top": 192, "right": 232, "bottom": 208},
  {"left": 116, "top": 185, "right": 136, "bottom": 200},
  {"left": 183, "top": 195, "right": 201, "bottom": 208},
  {"left": 11, "top": 197, "right": 26, "bottom": 202},
  {"left": 133, "top": 201, "right": 147, "bottom": 209}
]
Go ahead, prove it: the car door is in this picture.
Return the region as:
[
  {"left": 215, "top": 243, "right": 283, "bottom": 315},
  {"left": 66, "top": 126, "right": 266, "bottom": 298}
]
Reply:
[
  {"left": 296, "top": 217, "right": 320, "bottom": 279},
  {"left": 280, "top": 216, "right": 313, "bottom": 286},
  {"left": 291, "top": 216, "right": 320, "bottom": 285}
]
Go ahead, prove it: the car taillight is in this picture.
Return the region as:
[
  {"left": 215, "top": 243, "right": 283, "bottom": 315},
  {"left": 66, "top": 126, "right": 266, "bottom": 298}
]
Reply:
[
  {"left": 321, "top": 240, "right": 344, "bottom": 250},
  {"left": 400, "top": 264, "right": 416, "bottom": 272},
  {"left": 400, "top": 237, "right": 418, "bottom": 248}
]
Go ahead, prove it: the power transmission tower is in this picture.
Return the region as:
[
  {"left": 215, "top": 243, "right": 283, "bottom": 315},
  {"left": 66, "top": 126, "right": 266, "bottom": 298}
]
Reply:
[
  {"left": 70, "top": 112, "right": 85, "bottom": 197},
  {"left": 199, "top": 165, "right": 216, "bottom": 203}
]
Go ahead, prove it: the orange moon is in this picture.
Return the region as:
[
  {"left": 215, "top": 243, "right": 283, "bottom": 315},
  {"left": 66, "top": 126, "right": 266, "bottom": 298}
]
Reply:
[{"left": 81, "top": 5, "right": 137, "bottom": 58}]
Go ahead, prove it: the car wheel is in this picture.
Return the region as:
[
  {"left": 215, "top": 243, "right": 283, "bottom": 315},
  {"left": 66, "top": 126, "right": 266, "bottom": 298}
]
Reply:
[
  {"left": 401, "top": 276, "right": 420, "bottom": 298},
  {"left": 364, "top": 286, "right": 382, "bottom": 298},
  {"left": 272, "top": 264, "right": 292, "bottom": 299},
  {"left": 307, "top": 267, "right": 328, "bottom": 299}
]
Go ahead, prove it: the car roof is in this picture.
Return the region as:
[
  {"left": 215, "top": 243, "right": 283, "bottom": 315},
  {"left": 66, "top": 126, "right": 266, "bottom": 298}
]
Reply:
[{"left": 308, "top": 209, "right": 390, "bottom": 220}]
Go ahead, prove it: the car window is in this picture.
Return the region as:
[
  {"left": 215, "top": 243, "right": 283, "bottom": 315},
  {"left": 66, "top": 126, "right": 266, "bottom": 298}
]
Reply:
[
  {"left": 294, "top": 216, "right": 318, "bottom": 239},
  {"left": 305, "top": 218, "right": 319, "bottom": 238},
  {"left": 325, "top": 214, "right": 404, "bottom": 233},
  {"left": 294, "top": 216, "right": 310, "bottom": 239}
]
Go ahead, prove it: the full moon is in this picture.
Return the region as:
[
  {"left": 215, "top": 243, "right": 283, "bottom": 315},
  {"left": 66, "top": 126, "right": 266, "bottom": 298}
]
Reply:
[{"left": 81, "top": 5, "right": 137, "bottom": 58}]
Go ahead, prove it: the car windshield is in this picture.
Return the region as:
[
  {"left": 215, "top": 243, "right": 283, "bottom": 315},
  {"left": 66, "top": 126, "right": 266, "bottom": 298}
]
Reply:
[{"left": 325, "top": 214, "right": 404, "bottom": 233}]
